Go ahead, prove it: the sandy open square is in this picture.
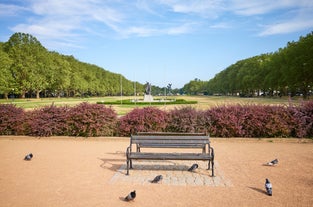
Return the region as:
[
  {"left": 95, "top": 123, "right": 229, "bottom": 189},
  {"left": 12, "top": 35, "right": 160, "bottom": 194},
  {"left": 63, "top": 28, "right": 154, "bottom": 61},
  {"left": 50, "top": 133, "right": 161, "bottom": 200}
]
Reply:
[{"left": 0, "top": 136, "right": 312, "bottom": 207}]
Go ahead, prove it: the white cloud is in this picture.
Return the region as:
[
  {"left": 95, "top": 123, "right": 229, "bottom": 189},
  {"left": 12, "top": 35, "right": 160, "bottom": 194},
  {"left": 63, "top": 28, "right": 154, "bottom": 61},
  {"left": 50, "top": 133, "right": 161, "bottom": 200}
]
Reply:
[
  {"left": 158, "top": 0, "right": 224, "bottom": 18},
  {"left": 210, "top": 22, "right": 232, "bottom": 29},
  {"left": 166, "top": 22, "right": 196, "bottom": 34},
  {"left": 259, "top": 18, "right": 313, "bottom": 36},
  {"left": 5, "top": 0, "right": 313, "bottom": 49},
  {"left": 229, "top": 0, "right": 313, "bottom": 16},
  {"left": 258, "top": 5, "right": 313, "bottom": 36},
  {"left": 0, "top": 3, "right": 28, "bottom": 16}
]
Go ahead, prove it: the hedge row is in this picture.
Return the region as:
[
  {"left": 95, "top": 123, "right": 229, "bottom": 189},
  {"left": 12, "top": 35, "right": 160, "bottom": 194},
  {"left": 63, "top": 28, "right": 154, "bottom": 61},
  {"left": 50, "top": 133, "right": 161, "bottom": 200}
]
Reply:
[{"left": 0, "top": 101, "right": 312, "bottom": 138}]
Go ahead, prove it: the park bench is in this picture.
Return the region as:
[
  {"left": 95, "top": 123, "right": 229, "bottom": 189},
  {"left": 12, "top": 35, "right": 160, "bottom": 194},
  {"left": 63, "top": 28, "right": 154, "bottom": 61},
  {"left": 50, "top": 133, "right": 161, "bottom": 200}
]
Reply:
[{"left": 125, "top": 132, "right": 214, "bottom": 176}]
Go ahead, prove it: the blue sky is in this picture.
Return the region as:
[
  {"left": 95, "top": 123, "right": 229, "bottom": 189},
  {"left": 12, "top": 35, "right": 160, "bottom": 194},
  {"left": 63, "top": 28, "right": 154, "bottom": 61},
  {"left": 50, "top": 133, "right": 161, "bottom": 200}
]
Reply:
[{"left": 1, "top": 0, "right": 313, "bottom": 88}]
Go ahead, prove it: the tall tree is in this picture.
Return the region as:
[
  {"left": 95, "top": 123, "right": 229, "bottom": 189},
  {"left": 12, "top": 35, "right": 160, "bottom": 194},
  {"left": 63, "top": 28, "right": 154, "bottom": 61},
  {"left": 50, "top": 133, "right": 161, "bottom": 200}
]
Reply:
[
  {"left": 4, "top": 33, "right": 48, "bottom": 98},
  {"left": 0, "top": 43, "right": 14, "bottom": 99}
]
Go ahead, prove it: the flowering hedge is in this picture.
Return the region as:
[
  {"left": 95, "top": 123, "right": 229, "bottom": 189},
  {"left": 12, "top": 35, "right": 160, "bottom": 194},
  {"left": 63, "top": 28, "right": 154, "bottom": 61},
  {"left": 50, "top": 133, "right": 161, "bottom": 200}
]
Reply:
[
  {"left": 117, "top": 107, "right": 168, "bottom": 136},
  {"left": 25, "top": 105, "right": 70, "bottom": 136},
  {"left": 0, "top": 104, "right": 25, "bottom": 135},
  {"left": 0, "top": 101, "right": 312, "bottom": 138},
  {"left": 66, "top": 102, "right": 117, "bottom": 137}
]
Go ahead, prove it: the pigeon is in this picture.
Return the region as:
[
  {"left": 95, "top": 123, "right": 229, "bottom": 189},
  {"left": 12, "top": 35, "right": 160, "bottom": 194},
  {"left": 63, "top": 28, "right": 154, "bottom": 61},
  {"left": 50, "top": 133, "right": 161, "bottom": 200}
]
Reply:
[
  {"left": 124, "top": 190, "right": 136, "bottom": 201},
  {"left": 24, "top": 153, "right": 33, "bottom": 161},
  {"left": 266, "top": 159, "right": 278, "bottom": 166},
  {"left": 265, "top": 178, "right": 272, "bottom": 196},
  {"left": 188, "top": 163, "right": 198, "bottom": 172},
  {"left": 151, "top": 175, "right": 163, "bottom": 183}
]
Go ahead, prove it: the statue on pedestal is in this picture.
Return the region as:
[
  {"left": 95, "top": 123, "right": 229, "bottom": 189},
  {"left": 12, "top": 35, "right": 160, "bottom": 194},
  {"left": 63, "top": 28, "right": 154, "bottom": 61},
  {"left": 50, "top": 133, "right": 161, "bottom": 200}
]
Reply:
[
  {"left": 144, "top": 81, "right": 154, "bottom": 102},
  {"left": 145, "top": 82, "right": 151, "bottom": 95}
]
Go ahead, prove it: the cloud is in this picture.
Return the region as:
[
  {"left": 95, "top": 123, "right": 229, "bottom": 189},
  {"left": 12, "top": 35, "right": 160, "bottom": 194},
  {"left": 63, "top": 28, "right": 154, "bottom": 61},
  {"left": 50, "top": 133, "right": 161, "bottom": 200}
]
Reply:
[
  {"left": 259, "top": 18, "right": 313, "bottom": 36},
  {"left": 258, "top": 5, "right": 313, "bottom": 36},
  {"left": 4, "top": 0, "right": 313, "bottom": 50},
  {"left": 0, "top": 3, "right": 28, "bottom": 16},
  {"left": 158, "top": 0, "right": 224, "bottom": 18},
  {"left": 210, "top": 22, "right": 232, "bottom": 29},
  {"left": 230, "top": 0, "right": 313, "bottom": 16}
]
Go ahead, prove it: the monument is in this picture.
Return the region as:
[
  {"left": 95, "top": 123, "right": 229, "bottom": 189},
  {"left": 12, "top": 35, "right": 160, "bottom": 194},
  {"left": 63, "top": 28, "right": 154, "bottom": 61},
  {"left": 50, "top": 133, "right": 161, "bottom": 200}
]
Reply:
[{"left": 143, "top": 82, "right": 154, "bottom": 102}]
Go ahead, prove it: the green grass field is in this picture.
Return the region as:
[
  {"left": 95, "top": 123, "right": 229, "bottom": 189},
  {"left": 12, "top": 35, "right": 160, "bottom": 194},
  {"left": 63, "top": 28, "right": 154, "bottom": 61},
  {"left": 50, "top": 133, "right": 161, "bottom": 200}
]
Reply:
[{"left": 0, "top": 95, "right": 305, "bottom": 115}]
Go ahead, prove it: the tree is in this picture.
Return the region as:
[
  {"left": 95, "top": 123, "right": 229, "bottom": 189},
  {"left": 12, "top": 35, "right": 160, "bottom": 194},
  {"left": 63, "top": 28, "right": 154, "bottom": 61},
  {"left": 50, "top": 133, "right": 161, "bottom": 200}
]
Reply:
[
  {"left": 0, "top": 43, "right": 14, "bottom": 99},
  {"left": 4, "top": 33, "right": 48, "bottom": 98}
]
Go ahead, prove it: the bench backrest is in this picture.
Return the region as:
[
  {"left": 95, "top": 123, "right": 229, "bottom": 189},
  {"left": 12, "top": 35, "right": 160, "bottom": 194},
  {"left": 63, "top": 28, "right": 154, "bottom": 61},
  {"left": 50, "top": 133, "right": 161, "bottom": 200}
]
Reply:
[
  {"left": 136, "top": 132, "right": 208, "bottom": 136},
  {"left": 130, "top": 133, "right": 210, "bottom": 146}
]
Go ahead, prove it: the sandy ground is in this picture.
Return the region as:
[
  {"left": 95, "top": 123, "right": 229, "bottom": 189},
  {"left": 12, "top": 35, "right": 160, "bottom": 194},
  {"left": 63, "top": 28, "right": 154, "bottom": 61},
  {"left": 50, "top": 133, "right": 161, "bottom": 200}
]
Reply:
[{"left": 0, "top": 136, "right": 312, "bottom": 207}]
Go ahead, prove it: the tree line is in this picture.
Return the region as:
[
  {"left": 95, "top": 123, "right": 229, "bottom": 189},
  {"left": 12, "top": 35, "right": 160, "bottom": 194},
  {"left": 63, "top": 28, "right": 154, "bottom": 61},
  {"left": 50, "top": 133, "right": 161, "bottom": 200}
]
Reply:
[
  {"left": 1, "top": 32, "right": 312, "bottom": 99},
  {"left": 183, "top": 32, "right": 313, "bottom": 99},
  {"left": 0, "top": 33, "right": 150, "bottom": 99}
]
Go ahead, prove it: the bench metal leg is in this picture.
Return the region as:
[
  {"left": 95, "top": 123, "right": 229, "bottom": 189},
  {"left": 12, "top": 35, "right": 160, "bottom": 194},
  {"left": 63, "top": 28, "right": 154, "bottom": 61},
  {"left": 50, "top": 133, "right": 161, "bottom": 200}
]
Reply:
[
  {"left": 211, "top": 147, "right": 215, "bottom": 177},
  {"left": 126, "top": 159, "right": 130, "bottom": 175}
]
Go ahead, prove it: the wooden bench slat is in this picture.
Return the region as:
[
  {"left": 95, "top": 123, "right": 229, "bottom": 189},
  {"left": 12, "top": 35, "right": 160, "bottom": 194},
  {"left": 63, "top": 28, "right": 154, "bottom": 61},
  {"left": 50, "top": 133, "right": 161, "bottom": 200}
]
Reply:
[
  {"left": 131, "top": 135, "right": 210, "bottom": 140},
  {"left": 133, "top": 140, "right": 209, "bottom": 144},
  {"left": 138, "top": 144, "right": 205, "bottom": 147},
  {"left": 136, "top": 132, "right": 207, "bottom": 136},
  {"left": 128, "top": 152, "right": 212, "bottom": 160}
]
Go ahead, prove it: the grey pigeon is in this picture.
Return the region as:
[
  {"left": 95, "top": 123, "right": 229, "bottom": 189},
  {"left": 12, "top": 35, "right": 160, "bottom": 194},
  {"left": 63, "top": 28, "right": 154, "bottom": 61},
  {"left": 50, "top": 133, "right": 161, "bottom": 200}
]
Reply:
[
  {"left": 267, "top": 159, "right": 278, "bottom": 166},
  {"left": 124, "top": 190, "right": 136, "bottom": 201},
  {"left": 24, "top": 153, "right": 33, "bottom": 161},
  {"left": 265, "top": 178, "right": 272, "bottom": 196},
  {"left": 151, "top": 175, "right": 163, "bottom": 183},
  {"left": 188, "top": 163, "right": 198, "bottom": 172}
]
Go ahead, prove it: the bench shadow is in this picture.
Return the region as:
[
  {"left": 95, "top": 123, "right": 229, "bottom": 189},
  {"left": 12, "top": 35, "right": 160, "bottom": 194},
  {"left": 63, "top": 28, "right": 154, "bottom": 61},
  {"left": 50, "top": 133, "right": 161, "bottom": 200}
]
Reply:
[
  {"left": 262, "top": 164, "right": 277, "bottom": 167},
  {"left": 98, "top": 151, "right": 126, "bottom": 172},
  {"left": 129, "top": 163, "right": 191, "bottom": 171},
  {"left": 248, "top": 186, "right": 267, "bottom": 195}
]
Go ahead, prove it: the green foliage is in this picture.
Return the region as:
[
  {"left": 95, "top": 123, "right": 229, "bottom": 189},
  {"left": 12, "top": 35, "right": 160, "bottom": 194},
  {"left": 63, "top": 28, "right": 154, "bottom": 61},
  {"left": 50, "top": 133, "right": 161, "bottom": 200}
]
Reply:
[
  {"left": 0, "top": 33, "right": 144, "bottom": 99},
  {"left": 184, "top": 32, "right": 313, "bottom": 98},
  {"left": 1, "top": 31, "right": 312, "bottom": 99}
]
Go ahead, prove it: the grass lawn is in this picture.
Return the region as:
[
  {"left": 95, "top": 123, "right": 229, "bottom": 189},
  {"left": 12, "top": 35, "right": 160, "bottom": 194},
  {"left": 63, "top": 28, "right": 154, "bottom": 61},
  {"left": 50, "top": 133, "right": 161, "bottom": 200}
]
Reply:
[{"left": 0, "top": 95, "right": 306, "bottom": 115}]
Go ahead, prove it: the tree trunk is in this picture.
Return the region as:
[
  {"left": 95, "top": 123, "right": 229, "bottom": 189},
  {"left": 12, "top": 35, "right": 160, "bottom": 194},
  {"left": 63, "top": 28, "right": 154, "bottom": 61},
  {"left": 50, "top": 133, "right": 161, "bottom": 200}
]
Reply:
[{"left": 36, "top": 90, "right": 41, "bottom": 99}]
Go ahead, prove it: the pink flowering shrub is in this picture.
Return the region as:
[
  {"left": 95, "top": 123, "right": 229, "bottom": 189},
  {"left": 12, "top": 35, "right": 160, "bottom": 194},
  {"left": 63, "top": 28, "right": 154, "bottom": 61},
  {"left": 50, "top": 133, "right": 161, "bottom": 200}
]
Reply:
[
  {"left": 25, "top": 105, "right": 70, "bottom": 137},
  {"left": 0, "top": 104, "right": 25, "bottom": 135},
  {"left": 288, "top": 101, "right": 313, "bottom": 138},
  {"left": 66, "top": 102, "right": 117, "bottom": 137},
  {"left": 117, "top": 107, "right": 168, "bottom": 136},
  {"left": 166, "top": 107, "right": 207, "bottom": 133}
]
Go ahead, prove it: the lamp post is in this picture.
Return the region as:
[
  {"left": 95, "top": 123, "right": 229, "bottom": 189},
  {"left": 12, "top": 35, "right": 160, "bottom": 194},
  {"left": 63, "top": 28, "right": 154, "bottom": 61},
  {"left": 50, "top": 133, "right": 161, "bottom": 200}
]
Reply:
[
  {"left": 11, "top": 88, "right": 14, "bottom": 102},
  {"left": 134, "top": 81, "right": 136, "bottom": 105},
  {"left": 120, "top": 75, "right": 123, "bottom": 105}
]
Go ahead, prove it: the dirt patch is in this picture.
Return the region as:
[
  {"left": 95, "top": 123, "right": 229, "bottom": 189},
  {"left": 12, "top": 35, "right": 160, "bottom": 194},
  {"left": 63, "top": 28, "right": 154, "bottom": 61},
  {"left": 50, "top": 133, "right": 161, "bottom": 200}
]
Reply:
[{"left": 0, "top": 136, "right": 312, "bottom": 207}]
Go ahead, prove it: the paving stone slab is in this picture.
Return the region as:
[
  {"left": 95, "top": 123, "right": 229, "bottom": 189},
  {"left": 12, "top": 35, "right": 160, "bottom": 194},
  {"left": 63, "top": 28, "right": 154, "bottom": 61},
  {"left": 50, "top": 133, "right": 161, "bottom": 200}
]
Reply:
[{"left": 109, "top": 160, "right": 232, "bottom": 187}]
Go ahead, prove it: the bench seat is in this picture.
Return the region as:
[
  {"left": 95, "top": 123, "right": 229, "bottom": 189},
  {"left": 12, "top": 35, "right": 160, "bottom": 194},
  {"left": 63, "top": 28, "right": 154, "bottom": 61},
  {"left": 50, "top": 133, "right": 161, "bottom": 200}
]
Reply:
[{"left": 127, "top": 152, "right": 213, "bottom": 160}]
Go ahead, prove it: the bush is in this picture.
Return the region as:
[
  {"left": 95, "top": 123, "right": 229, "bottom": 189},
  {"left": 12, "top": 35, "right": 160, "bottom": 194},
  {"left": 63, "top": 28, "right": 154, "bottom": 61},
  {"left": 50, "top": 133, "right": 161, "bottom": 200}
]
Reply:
[
  {"left": 25, "top": 105, "right": 70, "bottom": 137},
  {"left": 166, "top": 107, "right": 207, "bottom": 133},
  {"left": 288, "top": 101, "right": 313, "bottom": 138},
  {"left": 205, "top": 104, "right": 247, "bottom": 137},
  {"left": 117, "top": 107, "right": 168, "bottom": 136},
  {"left": 0, "top": 104, "right": 25, "bottom": 135},
  {"left": 66, "top": 102, "right": 117, "bottom": 137},
  {"left": 1, "top": 101, "right": 312, "bottom": 138},
  {"left": 205, "top": 104, "right": 296, "bottom": 137}
]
